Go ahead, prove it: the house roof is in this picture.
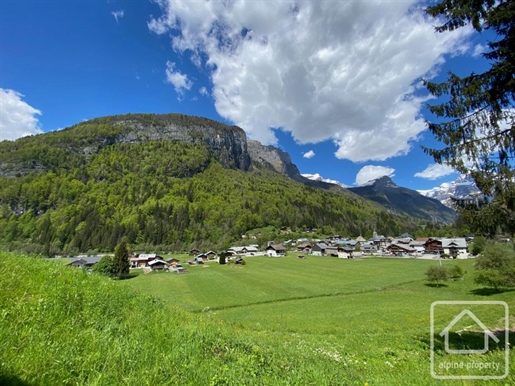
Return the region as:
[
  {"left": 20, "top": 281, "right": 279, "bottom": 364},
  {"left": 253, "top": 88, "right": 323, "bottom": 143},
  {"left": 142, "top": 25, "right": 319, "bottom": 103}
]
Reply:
[
  {"left": 148, "top": 259, "right": 168, "bottom": 266},
  {"left": 69, "top": 256, "right": 102, "bottom": 265},
  {"left": 441, "top": 238, "right": 467, "bottom": 248},
  {"left": 228, "top": 246, "right": 259, "bottom": 253},
  {"left": 356, "top": 236, "right": 366, "bottom": 242},
  {"left": 314, "top": 242, "right": 328, "bottom": 249},
  {"left": 137, "top": 253, "right": 157, "bottom": 259},
  {"left": 266, "top": 244, "right": 285, "bottom": 251},
  {"left": 387, "top": 242, "right": 415, "bottom": 252}
]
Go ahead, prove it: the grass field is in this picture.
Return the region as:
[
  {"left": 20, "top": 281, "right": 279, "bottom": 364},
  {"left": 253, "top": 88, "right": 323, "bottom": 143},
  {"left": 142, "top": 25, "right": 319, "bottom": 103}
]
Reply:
[
  {"left": 122, "top": 254, "right": 515, "bottom": 383},
  {"left": 2, "top": 252, "right": 515, "bottom": 385},
  {"left": 122, "top": 256, "right": 446, "bottom": 312}
]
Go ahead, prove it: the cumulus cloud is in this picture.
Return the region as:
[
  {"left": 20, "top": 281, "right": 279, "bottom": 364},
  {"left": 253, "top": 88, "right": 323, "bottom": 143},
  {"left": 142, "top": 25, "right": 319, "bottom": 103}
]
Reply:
[
  {"left": 111, "top": 10, "right": 124, "bottom": 23},
  {"left": 414, "top": 163, "right": 455, "bottom": 180},
  {"left": 303, "top": 150, "right": 315, "bottom": 159},
  {"left": 165, "top": 61, "right": 192, "bottom": 95},
  {"left": 355, "top": 165, "right": 395, "bottom": 186},
  {"left": 148, "top": 0, "right": 471, "bottom": 162},
  {"left": 0, "top": 88, "right": 43, "bottom": 141}
]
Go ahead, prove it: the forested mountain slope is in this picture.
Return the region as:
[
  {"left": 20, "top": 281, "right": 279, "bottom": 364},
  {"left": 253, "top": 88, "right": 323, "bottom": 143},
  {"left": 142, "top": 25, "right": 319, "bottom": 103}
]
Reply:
[
  {"left": 0, "top": 114, "right": 419, "bottom": 255},
  {"left": 349, "top": 176, "right": 457, "bottom": 224}
]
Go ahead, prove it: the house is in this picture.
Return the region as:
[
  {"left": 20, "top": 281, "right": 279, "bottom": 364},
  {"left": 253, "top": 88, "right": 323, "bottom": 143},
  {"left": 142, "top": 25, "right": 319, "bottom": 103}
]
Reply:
[
  {"left": 409, "top": 240, "right": 426, "bottom": 253},
  {"left": 68, "top": 256, "right": 102, "bottom": 270},
  {"left": 386, "top": 242, "right": 415, "bottom": 255},
  {"left": 396, "top": 233, "right": 414, "bottom": 240},
  {"left": 205, "top": 251, "right": 218, "bottom": 260},
  {"left": 227, "top": 246, "right": 259, "bottom": 256},
  {"left": 266, "top": 244, "right": 286, "bottom": 257},
  {"left": 296, "top": 243, "right": 312, "bottom": 254},
  {"left": 441, "top": 238, "right": 468, "bottom": 258},
  {"left": 148, "top": 259, "right": 169, "bottom": 271},
  {"left": 424, "top": 238, "right": 443, "bottom": 254},
  {"left": 194, "top": 254, "right": 206, "bottom": 264},
  {"left": 367, "top": 236, "right": 388, "bottom": 249},
  {"left": 355, "top": 235, "right": 366, "bottom": 243},
  {"left": 360, "top": 242, "right": 378, "bottom": 255},
  {"left": 337, "top": 246, "right": 354, "bottom": 258},
  {"left": 166, "top": 257, "right": 180, "bottom": 266},
  {"left": 189, "top": 248, "right": 200, "bottom": 256},
  {"left": 131, "top": 253, "right": 159, "bottom": 268},
  {"left": 311, "top": 242, "right": 328, "bottom": 256},
  {"left": 325, "top": 246, "right": 339, "bottom": 257}
]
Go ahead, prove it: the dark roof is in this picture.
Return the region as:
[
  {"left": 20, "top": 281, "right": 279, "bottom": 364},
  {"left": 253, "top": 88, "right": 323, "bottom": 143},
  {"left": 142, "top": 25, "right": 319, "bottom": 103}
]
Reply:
[{"left": 69, "top": 256, "right": 103, "bottom": 265}]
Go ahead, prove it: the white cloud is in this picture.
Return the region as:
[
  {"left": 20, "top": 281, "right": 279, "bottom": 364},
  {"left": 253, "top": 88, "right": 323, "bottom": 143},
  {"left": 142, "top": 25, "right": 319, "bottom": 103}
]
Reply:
[
  {"left": 199, "top": 86, "right": 209, "bottom": 96},
  {"left": 149, "top": 0, "right": 472, "bottom": 162},
  {"left": 472, "top": 43, "right": 486, "bottom": 58},
  {"left": 0, "top": 88, "right": 43, "bottom": 141},
  {"left": 165, "top": 61, "right": 192, "bottom": 95},
  {"left": 414, "top": 163, "right": 455, "bottom": 180},
  {"left": 111, "top": 10, "right": 124, "bottom": 23},
  {"left": 303, "top": 150, "right": 315, "bottom": 159},
  {"left": 355, "top": 165, "right": 395, "bottom": 186}
]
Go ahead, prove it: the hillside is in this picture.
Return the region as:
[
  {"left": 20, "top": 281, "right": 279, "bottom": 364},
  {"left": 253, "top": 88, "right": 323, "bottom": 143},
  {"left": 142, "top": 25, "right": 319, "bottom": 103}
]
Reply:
[
  {"left": 0, "top": 113, "right": 419, "bottom": 255},
  {"left": 0, "top": 253, "right": 370, "bottom": 385},
  {"left": 348, "top": 176, "right": 457, "bottom": 224}
]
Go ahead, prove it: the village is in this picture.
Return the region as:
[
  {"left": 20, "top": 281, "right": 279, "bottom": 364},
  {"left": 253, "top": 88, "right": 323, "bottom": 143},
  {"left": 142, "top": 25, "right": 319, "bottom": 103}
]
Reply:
[{"left": 67, "top": 231, "right": 473, "bottom": 273}]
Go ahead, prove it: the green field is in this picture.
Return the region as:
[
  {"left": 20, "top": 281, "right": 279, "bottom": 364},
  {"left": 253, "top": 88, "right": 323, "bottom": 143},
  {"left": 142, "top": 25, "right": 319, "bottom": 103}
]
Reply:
[
  {"left": 122, "top": 255, "right": 515, "bottom": 383},
  {"left": 2, "top": 252, "right": 514, "bottom": 385}
]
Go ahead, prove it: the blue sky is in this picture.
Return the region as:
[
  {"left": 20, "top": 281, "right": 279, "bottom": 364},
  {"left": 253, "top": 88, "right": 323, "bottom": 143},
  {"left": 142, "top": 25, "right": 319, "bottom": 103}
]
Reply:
[{"left": 0, "top": 0, "right": 491, "bottom": 190}]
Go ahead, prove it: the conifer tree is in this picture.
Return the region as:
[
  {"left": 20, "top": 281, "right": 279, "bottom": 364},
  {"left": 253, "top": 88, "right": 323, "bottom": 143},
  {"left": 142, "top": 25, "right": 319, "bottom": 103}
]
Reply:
[
  {"left": 423, "top": 0, "right": 515, "bottom": 240},
  {"left": 113, "top": 238, "right": 130, "bottom": 277}
]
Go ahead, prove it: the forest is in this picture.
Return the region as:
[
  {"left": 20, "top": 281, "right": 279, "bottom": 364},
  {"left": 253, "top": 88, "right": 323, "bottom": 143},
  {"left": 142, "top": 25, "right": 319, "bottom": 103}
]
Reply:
[{"left": 0, "top": 115, "right": 445, "bottom": 255}]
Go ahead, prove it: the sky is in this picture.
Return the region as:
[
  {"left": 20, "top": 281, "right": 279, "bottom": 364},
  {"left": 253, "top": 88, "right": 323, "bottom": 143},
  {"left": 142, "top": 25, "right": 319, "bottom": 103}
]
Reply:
[{"left": 0, "top": 0, "right": 493, "bottom": 190}]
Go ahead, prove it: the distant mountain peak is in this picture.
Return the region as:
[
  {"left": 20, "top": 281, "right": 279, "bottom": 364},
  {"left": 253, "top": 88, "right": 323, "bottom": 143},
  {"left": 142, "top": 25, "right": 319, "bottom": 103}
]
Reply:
[
  {"left": 417, "top": 175, "right": 480, "bottom": 208},
  {"left": 349, "top": 175, "right": 456, "bottom": 223},
  {"left": 364, "top": 175, "right": 398, "bottom": 188}
]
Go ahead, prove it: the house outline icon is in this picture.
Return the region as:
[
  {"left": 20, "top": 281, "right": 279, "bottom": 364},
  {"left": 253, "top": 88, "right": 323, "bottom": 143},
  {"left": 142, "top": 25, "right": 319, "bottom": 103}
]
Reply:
[{"left": 439, "top": 309, "right": 500, "bottom": 354}]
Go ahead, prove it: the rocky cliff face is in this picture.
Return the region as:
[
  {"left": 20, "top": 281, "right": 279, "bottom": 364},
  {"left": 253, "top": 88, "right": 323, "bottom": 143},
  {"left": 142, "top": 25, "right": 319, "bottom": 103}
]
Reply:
[
  {"left": 0, "top": 114, "right": 251, "bottom": 177},
  {"left": 104, "top": 115, "right": 251, "bottom": 171},
  {"left": 247, "top": 140, "right": 301, "bottom": 178},
  {"left": 247, "top": 140, "right": 340, "bottom": 190}
]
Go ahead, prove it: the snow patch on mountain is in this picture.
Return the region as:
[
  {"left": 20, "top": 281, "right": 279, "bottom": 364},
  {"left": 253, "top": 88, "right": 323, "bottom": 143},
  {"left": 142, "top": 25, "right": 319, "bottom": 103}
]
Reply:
[
  {"left": 417, "top": 175, "right": 480, "bottom": 208},
  {"left": 302, "top": 173, "right": 348, "bottom": 188}
]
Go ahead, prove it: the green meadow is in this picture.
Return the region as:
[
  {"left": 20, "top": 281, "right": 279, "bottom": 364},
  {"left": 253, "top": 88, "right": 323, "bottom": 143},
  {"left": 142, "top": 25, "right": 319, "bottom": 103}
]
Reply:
[{"left": 2, "top": 252, "right": 514, "bottom": 385}]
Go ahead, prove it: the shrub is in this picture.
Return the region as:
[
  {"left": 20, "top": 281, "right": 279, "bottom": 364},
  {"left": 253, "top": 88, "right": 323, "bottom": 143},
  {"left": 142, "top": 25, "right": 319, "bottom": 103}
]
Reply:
[
  {"left": 425, "top": 265, "right": 449, "bottom": 287},
  {"left": 448, "top": 265, "right": 465, "bottom": 279},
  {"left": 92, "top": 256, "right": 114, "bottom": 276},
  {"left": 474, "top": 242, "right": 515, "bottom": 291}
]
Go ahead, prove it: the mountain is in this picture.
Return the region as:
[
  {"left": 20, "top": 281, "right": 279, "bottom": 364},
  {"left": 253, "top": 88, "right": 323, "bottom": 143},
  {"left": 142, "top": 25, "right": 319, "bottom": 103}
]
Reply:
[
  {"left": 417, "top": 175, "right": 481, "bottom": 208},
  {"left": 247, "top": 140, "right": 343, "bottom": 190},
  {"left": 348, "top": 176, "right": 457, "bottom": 223},
  {"left": 0, "top": 113, "right": 418, "bottom": 255},
  {"left": 301, "top": 173, "right": 348, "bottom": 188}
]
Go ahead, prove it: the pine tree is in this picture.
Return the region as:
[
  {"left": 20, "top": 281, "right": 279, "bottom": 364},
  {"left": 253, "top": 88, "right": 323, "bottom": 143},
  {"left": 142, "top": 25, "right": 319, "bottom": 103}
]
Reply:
[
  {"left": 423, "top": 0, "right": 515, "bottom": 241},
  {"left": 113, "top": 238, "right": 130, "bottom": 277}
]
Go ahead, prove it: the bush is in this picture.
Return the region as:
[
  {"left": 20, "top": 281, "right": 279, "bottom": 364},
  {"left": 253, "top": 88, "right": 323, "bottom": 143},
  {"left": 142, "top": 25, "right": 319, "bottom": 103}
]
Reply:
[
  {"left": 474, "top": 242, "right": 515, "bottom": 291},
  {"left": 91, "top": 256, "right": 114, "bottom": 276},
  {"left": 425, "top": 265, "right": 449, "bottom": 287},
  {"left": 448, "top": 265, "right": 465, "bottom": 279}
]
